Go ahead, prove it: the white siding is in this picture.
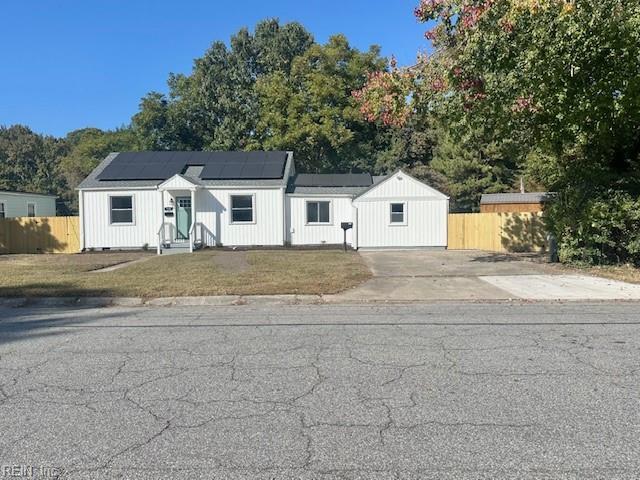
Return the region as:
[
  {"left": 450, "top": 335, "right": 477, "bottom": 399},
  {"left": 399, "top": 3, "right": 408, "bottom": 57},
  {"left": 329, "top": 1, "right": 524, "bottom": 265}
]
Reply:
[
  {"left": 354, "top": 171, "right": 449, "bottom": 248},
  {"left": 286, "top": 196, "right": 354, "bottom": 246},
  {"left": 82, "top": 189, "right": 159, "bottom": 249},
  {"left": 0, "top": 192, "right": 56, "bottom": 218},
  {"left": 82, "top": 187, "right": 284, "bottom": 249},
  {"left": 193, "top": 188, "right": 284, "bottom": 246}
]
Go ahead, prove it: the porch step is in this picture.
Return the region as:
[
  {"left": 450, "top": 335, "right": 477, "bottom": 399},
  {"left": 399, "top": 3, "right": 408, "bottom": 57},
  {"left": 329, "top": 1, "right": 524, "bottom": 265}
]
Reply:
[{"left": 160, "top": 242, "right": 191, "bottom": 255}]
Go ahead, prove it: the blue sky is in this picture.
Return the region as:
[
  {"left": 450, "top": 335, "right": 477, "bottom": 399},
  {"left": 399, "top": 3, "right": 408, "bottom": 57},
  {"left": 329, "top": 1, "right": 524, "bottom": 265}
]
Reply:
[{"left": 0, "top": 1, "right": 430, "bottom": 138}]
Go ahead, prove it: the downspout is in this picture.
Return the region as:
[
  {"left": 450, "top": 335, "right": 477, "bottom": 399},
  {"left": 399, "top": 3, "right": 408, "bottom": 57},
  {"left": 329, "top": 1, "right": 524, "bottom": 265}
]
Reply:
[
  {"left": 352, "top": 201, "right": 358, "bottom": 250},
  {"left": 282, "top": 187, "right": 287, "bottom": 246},
  {"left": 78, "top": 189, "right": 85, "bottom": 252}
]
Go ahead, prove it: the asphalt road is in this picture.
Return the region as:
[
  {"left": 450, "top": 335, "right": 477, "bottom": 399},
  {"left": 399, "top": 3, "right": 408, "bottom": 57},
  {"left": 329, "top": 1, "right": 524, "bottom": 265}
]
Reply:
[{"left": 1, "top": 303, "right": 639, "bottom": 479}]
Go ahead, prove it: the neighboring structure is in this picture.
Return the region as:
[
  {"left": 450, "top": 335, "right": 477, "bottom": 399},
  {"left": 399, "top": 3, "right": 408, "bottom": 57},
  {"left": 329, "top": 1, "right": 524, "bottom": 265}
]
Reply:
[
  {"left": 0, "top": 191, "right": 56, "bottom": 219},
  {"left": 479, "top": 192, "right": 553, "bottom": 213},
  {"left": 77, "top": 151, "right": 449, "bottom": 252}
]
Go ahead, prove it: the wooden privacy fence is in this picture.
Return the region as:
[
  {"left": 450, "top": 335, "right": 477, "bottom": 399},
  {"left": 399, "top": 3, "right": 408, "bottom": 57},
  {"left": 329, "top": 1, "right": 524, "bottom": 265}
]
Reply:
[
  {"left": 0, "top": 216, "right": 80, "bottom": 254},
  {"left": 448, "top": 212, "right": 547, "bottom": 253}
]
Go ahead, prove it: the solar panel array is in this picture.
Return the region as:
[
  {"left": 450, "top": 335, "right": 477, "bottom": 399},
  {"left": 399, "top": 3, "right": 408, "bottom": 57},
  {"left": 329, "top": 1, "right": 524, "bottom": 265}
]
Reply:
[
  {"left": 97, "top": 151, "right": 288, "bottom": 181},
  {"left": 293, "top": 173, "right": 373, "bottom": 187}
]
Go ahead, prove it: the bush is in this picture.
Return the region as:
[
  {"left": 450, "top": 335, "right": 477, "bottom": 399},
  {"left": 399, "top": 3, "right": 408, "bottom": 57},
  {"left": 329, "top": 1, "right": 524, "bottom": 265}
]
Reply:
[{"left": 547, "top": 190, "right": 640, "bottom": 266}]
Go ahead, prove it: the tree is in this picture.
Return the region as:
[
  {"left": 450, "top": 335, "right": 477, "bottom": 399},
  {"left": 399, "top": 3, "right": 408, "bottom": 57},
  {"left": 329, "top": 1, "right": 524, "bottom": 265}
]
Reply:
[
  {"left": 58, "top": 127, "right": 139, "bottom": 211},
  {"left": 0, "top": 125, "right": 67, "bottom": 200},
  {"left": 355, "top": 0, "right": 640, "bottom": 262},
  {"left": 255, "top": 35, "right": 389, "bottom": 172},
  {"left": 133, "top": 19, "right": 314, "bottom": 151}
]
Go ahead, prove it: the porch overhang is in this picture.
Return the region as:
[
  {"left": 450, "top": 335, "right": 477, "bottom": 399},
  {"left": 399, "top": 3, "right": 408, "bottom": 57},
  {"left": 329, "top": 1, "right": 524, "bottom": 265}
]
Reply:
[{"left": 158, "top": 174, "right": 202, "bottom": 192}]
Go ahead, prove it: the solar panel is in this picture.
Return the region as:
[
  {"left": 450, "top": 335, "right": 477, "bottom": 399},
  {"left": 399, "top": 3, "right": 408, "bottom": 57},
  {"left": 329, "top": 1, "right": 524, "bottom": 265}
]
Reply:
[
  {"left": 262, "top": 161, "right": 285, "bottom": 178},
  {"left": 97, "top": 151, "right": 288, "bottom": 181},
  {"left": 293, "top": 173, "right": 372, "bottom": 187}
]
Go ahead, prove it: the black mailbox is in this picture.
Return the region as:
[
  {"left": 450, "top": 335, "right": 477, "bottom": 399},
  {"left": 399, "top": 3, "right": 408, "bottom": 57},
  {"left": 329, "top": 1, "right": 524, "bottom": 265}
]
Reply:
[{"left": 340, "top": 222, "right": 353, "bottom": 251}]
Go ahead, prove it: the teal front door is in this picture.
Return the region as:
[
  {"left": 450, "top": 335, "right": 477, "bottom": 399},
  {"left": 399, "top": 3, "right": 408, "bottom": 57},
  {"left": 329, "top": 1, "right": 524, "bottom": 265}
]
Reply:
[{"left": 176, "top": 197, "right": 192, "bottom": 240}]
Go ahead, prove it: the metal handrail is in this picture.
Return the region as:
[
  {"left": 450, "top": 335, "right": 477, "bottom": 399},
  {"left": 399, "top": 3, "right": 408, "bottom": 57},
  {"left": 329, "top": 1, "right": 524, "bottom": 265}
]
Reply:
[
  {"left": 188, "top": 220, "right": 197, "bottom": 253},
  {"left": 157, "top": 222, "right": 171, "bottom": 255}
]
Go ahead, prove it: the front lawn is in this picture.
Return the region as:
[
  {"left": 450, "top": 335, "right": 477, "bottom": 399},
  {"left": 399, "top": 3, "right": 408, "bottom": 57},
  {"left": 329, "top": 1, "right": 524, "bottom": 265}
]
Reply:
[{"left": 0, "top": 249, "right": 371, "bottom": 297}]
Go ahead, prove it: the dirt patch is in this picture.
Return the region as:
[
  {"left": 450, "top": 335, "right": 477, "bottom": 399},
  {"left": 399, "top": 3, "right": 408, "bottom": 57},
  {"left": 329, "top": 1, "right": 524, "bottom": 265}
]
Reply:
[{"left": 212, "top": 251, "right": 250, "bottom": 273}]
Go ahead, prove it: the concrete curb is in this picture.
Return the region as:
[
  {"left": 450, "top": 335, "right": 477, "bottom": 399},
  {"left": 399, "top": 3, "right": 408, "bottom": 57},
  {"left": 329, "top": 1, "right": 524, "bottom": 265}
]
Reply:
[
  {"left": 0, "top": 294, "right": 325, "bottom": 308},
  {"left": 1, "top": 295, "right": 639, "bottom": 308}
]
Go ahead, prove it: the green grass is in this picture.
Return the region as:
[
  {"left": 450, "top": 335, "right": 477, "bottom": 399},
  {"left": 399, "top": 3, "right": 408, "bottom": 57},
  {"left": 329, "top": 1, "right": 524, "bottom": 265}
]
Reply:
[{"left": 0, "top": 249, "right": 371, "bottom": 297}]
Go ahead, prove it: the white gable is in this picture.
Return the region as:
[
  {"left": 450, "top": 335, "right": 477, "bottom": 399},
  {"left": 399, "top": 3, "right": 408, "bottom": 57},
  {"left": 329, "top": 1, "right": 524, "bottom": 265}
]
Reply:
[
  {"left": 354, "top": 170, "right": 448, "bottom": 202},
  {"left": 158, "top": 174, "right": 201, "bottom": 191}
]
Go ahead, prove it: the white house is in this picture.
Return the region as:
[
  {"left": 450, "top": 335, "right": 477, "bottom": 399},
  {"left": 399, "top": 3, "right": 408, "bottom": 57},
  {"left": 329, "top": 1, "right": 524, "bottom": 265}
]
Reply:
[
  {"left": 77, "top": 151, "right": 449, "bottom": 253},
  {"left": 0, "top": 191, "right": 56, "bottom": 219}
]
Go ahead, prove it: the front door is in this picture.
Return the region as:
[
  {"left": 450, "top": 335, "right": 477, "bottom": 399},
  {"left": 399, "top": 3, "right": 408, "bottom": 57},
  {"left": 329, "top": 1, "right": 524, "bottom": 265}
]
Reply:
[{"left": 175, "top": 197, "right": 192, "bottom": 240}]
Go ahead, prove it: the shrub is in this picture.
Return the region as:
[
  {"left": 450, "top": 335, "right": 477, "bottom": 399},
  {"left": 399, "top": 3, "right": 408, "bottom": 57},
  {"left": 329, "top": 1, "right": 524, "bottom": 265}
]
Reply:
[{"left": 547, "top": 190, "right": 640, "bottom": 266}]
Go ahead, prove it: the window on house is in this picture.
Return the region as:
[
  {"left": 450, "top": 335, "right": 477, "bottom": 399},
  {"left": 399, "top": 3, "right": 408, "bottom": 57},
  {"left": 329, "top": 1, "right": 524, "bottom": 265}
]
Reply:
[
  {"left": 390, "top": 203, "right": 405, "bottom": 224},
  {"left": 27, "top": 203, "right": 36, "bottom": 217},
  {"left": 306, "top": 201, "right": 330, "bottom": 224},
  {"left": 231, "top": 195, "right": 254, "bottom": 223},
  {"left": 0, "top": 203, "right": 5, "bottom": 219},
  {"left": 110, "top": 196, "right": 133, "bottom": 224}
]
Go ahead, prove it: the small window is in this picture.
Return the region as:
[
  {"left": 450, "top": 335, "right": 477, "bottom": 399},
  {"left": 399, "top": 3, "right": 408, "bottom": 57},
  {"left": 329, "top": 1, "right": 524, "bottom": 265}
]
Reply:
[
  {"left": 27, "top": 203, "right": 36, "bottom": 217},
  {"left": 231, "top": 195, "right": 254, "bottom": 223},
  {"left": 110, "top": 196, "right": 133, "bottom": 224},
  {"left": 306, "top": 201, "right": 331, "bottom": 224},
  {"left": 390, "top": 203, "right": 405, "bottom": 224},
  {"left": 0, "top": 202, "right": 5, "bottom": 219}
]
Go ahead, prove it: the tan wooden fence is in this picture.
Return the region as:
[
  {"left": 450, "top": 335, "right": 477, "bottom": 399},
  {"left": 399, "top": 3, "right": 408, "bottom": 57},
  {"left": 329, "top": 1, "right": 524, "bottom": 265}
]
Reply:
[
  {"left": 0, "top": 216, "right": 80, "bottom": 254},
  {"left": 448, "top": 212, "right": 547, "bottom": 253}
]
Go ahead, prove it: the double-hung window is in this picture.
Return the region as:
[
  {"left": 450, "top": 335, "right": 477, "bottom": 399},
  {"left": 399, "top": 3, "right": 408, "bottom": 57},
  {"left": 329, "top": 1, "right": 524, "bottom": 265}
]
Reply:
[
  {"left": 27, "top": 203, "right": 36, "bottom": 217},
  {"left": 110, "top": 196, "right": 134, "bottom": 224},
  {"left": 390, "top": 202, "right": 406, "bottom": 225},
  {"left": 306, "top": 201, "right": 331, "bottom": 224},
  {"left": 231, "top": 195, "right": 254, "bottom": 223}
]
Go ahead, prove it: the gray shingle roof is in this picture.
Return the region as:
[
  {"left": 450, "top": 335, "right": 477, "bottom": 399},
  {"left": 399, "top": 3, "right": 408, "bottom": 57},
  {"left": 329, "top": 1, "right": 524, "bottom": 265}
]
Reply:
[
  {"left": 77, "top": 152, "right": 292, "bottom": 190},
  {"left": 480, "top": 192, "right": 553, "bottom": 204}
]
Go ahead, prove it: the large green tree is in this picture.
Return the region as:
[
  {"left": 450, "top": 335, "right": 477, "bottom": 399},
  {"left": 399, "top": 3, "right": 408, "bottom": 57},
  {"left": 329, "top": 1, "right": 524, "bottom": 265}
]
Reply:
[
  {"left": 0, "top": 125, "right": 67, "bottom": 204},
  {"left": 58, "top": 127, "right": 139, "bottom": 211},
  {"left": 356, "top": 0, "right": 640, "bottom": 263},
  {"left": 255, "top": 35, "right": 389, "bottom": 172},
  {"left": 133, "top": 19, "right": 314, "bottom": 151}
]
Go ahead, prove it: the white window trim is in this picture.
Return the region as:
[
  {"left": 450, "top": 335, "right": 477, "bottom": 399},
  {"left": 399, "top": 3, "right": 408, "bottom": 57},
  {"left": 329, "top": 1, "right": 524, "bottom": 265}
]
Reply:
[
  {"left": 108, "top": 194, "right": 135, "bottom": 226},
  {"left": 229, "top": 193, "right": 256, "bottom": 225},
  {"left": 27, "top": 203, "right": 36, "bottom": 217},
  {"left": 0, "top": 202, "right": 5, "bottom": 218},
  {"left": 305, "top": 200, "right": 333, "bottom": 226},
  {"left": 389, "top": 202, "right": 407, "bottom": 226}
]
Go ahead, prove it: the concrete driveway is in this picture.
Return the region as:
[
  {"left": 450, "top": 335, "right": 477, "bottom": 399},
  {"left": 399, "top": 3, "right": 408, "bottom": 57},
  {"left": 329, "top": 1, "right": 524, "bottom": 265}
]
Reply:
[{"left": 329, "top": 250, "right": 640, "bottom": 302}]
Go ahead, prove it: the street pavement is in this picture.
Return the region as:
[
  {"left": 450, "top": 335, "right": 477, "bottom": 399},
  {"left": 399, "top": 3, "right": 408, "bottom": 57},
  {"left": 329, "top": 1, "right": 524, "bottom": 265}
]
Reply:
[{"left": 1, "top": 303, "right": 639, "bottom": 479}]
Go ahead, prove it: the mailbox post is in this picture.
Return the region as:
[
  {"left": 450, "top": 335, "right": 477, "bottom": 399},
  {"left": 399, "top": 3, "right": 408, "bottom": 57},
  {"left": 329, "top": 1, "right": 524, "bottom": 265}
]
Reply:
[{"left": 341, "top": 222, "right": 353, "bottom": 252}]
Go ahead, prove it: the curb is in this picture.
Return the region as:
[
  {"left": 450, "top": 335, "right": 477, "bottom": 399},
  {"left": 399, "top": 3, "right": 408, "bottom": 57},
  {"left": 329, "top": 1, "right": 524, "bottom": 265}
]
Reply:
[{"left": 0, "top": 294, "right": 325, "bottom": 308}]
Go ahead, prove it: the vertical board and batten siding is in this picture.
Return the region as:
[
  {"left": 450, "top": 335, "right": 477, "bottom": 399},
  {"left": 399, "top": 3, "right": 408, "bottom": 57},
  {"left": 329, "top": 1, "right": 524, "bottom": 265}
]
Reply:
[
  {"left": 195, "top": 188, "right": 284, "bottom": 246},
  {"left": 0, "top": 192, "right": 56, "bottom": 218},
  {"left": 479, "top": 203, "right": 544, "bottom": 213},
  {"left": 82, "top": 189, "right": 159, "bottom": 249},
  {"left": 286, "top": 196, "right": 354, "bottom": 246},
  {"left": 83, "top": 188, "right": 285, "bottom": 249},
  {"left": 0, "top": 216, "right": 79, "bottom": 253},
  {"left": 354, "top": 172, "right": 449, "bottom": 248}
]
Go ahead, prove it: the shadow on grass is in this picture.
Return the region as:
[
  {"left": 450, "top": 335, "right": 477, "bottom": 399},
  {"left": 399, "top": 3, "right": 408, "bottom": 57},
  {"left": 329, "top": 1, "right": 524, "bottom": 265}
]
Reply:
[{"left": 0, "top": 282, "right": 121, "bottom": 298}]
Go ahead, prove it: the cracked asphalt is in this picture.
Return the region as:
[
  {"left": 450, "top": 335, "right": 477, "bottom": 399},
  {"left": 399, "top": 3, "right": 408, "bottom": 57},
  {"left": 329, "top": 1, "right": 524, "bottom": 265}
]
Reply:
[{"left": 1, "top": 303, "right": 639, "bottom": 479}]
